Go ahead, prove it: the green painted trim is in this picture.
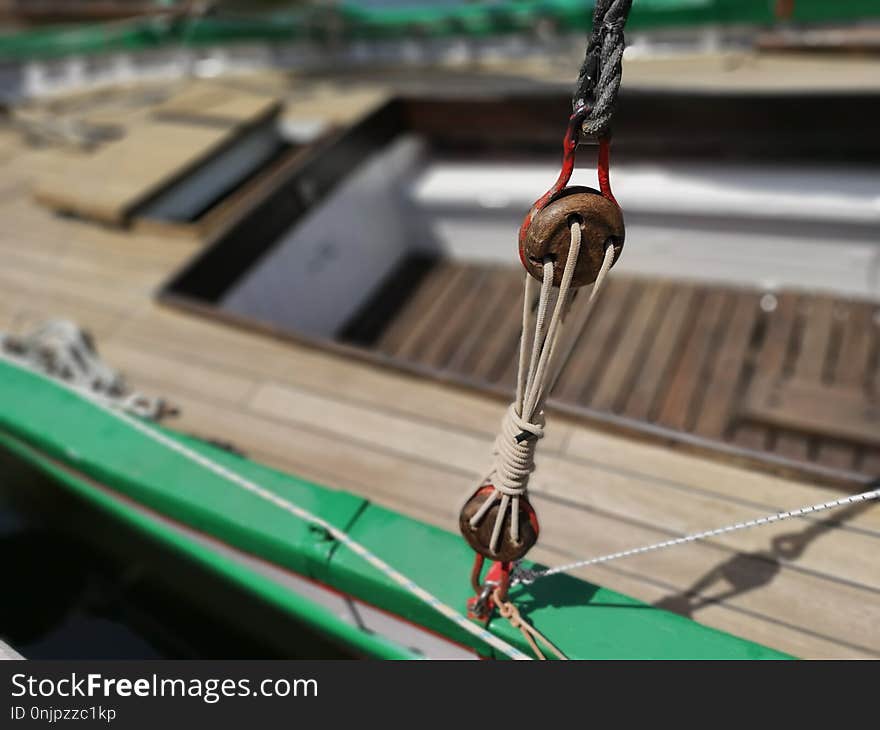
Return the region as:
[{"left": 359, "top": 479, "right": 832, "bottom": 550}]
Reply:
[
  {"left": 0, "top": 360, "right": 791, "bottom": 659},
  {"left": 1, "top": 1, "right": 879, "bottom": 62},
  {"left": 0, "top": 431, "right": 417, "bottom": 661}
]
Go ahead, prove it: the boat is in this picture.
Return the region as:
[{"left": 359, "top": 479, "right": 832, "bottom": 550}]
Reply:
[
  {"left": 0, "top": 350, "right": 789, "bottom": 659},
  {"left": 1, "top": 3, "right": 879, "bottom": 660}
]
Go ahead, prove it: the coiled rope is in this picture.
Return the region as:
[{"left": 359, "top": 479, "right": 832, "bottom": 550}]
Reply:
[
  {"left": 492, "top": 587, "right": 567, "bottom": 660},
  {"left": 469, "top": 223, "right": 616, "bottom": 554},
  {"left": 512, "top": 485, "right": 880, "bottom": 586},
  {"left": 0, "top": 321, "right": 170, "bottom": 420},
  {"left": 0, "top": 347, "right": 529, "bottom": 661}
]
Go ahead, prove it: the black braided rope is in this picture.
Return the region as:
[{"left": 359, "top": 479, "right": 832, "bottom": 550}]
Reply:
[{"left": 572, "top": 0, "right": 633, "bottom": 138}]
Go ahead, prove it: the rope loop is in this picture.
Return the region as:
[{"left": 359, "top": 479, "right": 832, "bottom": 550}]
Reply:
[{"left": 492, "top": 587, "right": 568, "bottom": 661}]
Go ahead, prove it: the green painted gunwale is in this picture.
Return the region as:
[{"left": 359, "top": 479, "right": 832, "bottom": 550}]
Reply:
[{"left": 0, "top": 359, "right": 790, "bottom": 659}]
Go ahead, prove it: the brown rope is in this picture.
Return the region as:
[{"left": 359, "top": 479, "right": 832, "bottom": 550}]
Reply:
[{"left": 492, "top": 588, "right": 568, "bottom": 660}]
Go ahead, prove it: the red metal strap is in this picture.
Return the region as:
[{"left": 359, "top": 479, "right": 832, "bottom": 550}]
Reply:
[
  {"left": 517, "top": 106, "right": 617, "bottom": 271},
  {"left": 467, "top": 555, "right": 512, "bottom": 621}
]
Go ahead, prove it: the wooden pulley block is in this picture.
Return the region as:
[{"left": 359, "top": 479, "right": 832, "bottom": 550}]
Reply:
[
  {"left": 521, "top": 186, "right": 624, "bottom": 287},
  {"left": 458, "top": 485, "right": 539, "bottom": 562}
]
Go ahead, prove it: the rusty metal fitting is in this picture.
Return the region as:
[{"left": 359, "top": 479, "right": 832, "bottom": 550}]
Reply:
[
  {"left": 521, "top": 186, "right": 624, "bottom": 288},
  {"left": 466, "top": 556, "right": 512, "bottom": 621},
  {"left": 458, "top": 485, "right": 539, "bottom": 562}
]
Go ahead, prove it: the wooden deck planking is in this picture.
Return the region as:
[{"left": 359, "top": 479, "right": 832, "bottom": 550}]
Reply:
[
  {"left": 469, "top": 273, "right": 525, "bottom": 385},
  {"left": 819, "top": 301, "right": 875, "bottom": 470},
  {"left": 655, "top": 289, "right": 729, "bottom": 432},
  {"left": 590, "top": 282, "right": 666, "bottom": 413},
  {"left": 553, "top": 277, "right": 635, "bottom": 403},
  {"left": 1, "top": 75, "right": 879, "bottom": 658},
  {"left": 694, "top": 292, "right": 762, "bottom": 439},
  {"left": 446, "top": 269, "right": 522, "bottom": 375},
  {"left": 371, "top": 265, "right": 878, "bottom": 482},
  {"left": 31, "top": 83, "right": 282, "bottom": 226},
  {"left": 619, "top": 284, "right": 696, "bottom": 420}
]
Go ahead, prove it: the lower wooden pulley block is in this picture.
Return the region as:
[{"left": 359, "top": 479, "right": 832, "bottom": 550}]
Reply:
[{"left": 459, "top": 485, "right": 539, "bottom": 562}]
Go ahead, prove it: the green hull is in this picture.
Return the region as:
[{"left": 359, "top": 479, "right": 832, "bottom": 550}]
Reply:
[{"left": 0, "top": 359, "right": 789, "bottom": 659}]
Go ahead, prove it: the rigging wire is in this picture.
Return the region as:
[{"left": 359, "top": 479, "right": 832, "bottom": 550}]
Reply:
[{"left": 512, "top": 485, "right": 880, "bottom": 586}]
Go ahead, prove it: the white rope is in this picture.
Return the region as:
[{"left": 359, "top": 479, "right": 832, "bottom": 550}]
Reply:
[
  {"left": 470, "top": 224, "right": 616, "bottom": 554},
  {"left": 0, "top": 349, "right": 529, "bottom": 661},
  {"left": 512, "top": 486, "right": 880, "bottom": 585}
]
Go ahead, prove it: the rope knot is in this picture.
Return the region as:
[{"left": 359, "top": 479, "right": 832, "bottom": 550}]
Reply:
[{"left": 491, "top": 403, "right": 544, "bottom": 497}]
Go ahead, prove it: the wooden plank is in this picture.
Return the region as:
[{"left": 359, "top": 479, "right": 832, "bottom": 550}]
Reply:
[
  {"left": 248, "top": 381, "right": 489, "bottom": 474},
  {"left": 655, "top": 289, "right": 729, "bottom": 431},
  {"left": 564, "top": 426, "right": 880, "bottom": 535},
  {"left": 537, "top": 454, "right": 880, "bottom": 592},
  {"left": 244, "top": 378, "right": 880, "bottom": 597},
  {"left": 590, "top": 282, "right": 666, "bottom": 413},
  {"left": 375, "top": 261, "right": 456, "bottom": 355},
  {"left": 744, "top": 375, "right": 880, "bottom": 448},
  {"left": 733, "top": 292, "right": 798, "bottom": 451},
  {"left": 553, "top": 277, "right": 635, "bottom": 403},
  {"left": 445, "top": 268, "right": 522, "bottom": 374},
  {"left": 0, "top": 287, "right": 126, "bottom": 340},
  {"left": 863, "top": 450, "right": 880, "bottom": 476},
  {"left": 151, "top": 85, "right": 281, "bottom": 127},
  {"left": 530, "top": 494, "right": 880, "bottom": 655},
  {"left": 794, "top": 296, "right": 836, "bottom": 381},
  {"left": 620, "top": 283, "right": 696, "bottom": 420},
  {"left": 818, "top": 301, "right": 876, "bottom": 469},
  {"left": 394, "top": 265, "right": 473, "bottom": 362},
  {"left": 113, "top": 305, "right": 575, "bottom": 454},
  {"left": 695, "top": 291, "right": 761, "bottom": 438},
  {"left": 33, "top": 121, "right": 232, "bottom": 224},
  {"left": 31, "top": 85, "right": 281, "bottom": 227},
  {"left": 98, "top": 341, "right": 258, "bottom": 408},
  {"left": 419, "top": 268, "right": 491, "bottom": 369},
  {"left": 470, "top": 276, "right": 526, "bottom": 386},
  {"left": 776, "top": 296, "right": 836, "bottom": 462}
]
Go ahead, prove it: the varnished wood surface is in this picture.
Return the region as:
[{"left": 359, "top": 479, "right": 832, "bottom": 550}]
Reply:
[
  {"left": 0, "top": 75, "right": 878, "bottom": 658},
  {"left": 31, "top": 84, "right": 282, "bottom": 225},
  {"left": 367, "top": 261, "right": 880, "bottom": 482}
]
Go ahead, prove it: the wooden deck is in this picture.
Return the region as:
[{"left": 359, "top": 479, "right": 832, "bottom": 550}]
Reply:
[
  {"left": 1, "top": 75, "right": 879, "bottom": 659},
  {"left": 353, "top": 260, "right": 880, "bottom": 484}
]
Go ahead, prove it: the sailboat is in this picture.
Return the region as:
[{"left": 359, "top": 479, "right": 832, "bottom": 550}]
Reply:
[{"left": 2, "top": 2, "right": 879, "bottom": 660}]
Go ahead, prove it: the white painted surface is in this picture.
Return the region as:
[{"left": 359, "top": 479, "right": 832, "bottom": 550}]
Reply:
[
  {"left": 415, "top": 163, "right": 880, "bottom": 225},
  {"left": 221, "top": 136, "right": 433, "bottom": 337},
  {"left": 222, "top": 145, "right": 880, "bottom": 342},
  {"left": 412, "top": 161, "right": 880, "bottom": 297}
]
